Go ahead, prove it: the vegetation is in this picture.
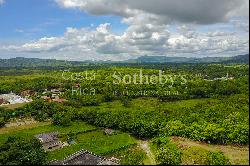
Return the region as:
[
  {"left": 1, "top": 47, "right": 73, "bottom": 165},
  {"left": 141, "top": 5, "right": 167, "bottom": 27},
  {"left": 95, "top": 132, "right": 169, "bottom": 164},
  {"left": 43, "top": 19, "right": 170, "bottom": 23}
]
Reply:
[
  {"left": 48, "top": 130, "right": 136, "bottom": 161},
  {"left": 0, "top": 121, "right": 96, "bottom": 145},
  {"left": 152, "top": 136, "right": 230, "bottom": 165},
  {"left": 0, "top": 136, "right": 47, "bottom": 165},
  {"left": 107, "top": 145, "right": 147, "bottom": 165},
  {"left": 0, "top": 62, "right": 248, "bottom": 165}
]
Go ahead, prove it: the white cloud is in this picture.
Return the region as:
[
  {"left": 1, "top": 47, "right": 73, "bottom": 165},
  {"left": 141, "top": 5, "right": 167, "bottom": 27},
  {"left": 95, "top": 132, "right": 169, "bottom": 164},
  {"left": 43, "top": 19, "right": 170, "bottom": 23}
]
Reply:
[
  {"left": 55, "top": 0, "right": 249, "bottom": 25},
  {"left": 1, "top": 21, "right": 248, "bottom": 61},
  {"left": 0, "top": 0, "right": 249, "bottom": 60}
]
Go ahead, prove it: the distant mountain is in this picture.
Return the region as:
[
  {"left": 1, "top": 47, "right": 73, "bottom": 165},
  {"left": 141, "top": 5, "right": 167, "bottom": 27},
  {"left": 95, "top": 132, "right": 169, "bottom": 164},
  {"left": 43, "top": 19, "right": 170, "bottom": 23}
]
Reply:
[
  {"left": 125, "top": 54, "right": 249, "bottom": 64},
  {"left": 127, "top": 56, "right": 192, "bottom": 63},
  {"left": 223, "top": 54, "right": 249, "bottom": 64},
  {"left": 0, "top": 54, "right": 248, "bottom": 68},
  {"left": 0, "top": 57, "right": 86, "bottom": 68}
]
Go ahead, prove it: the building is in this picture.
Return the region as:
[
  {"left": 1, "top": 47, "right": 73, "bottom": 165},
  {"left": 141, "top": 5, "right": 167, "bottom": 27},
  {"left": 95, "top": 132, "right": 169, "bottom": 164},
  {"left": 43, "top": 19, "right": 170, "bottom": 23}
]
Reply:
[
  {"left": 0, "top": 93, "right": 31, "bottom": 105},
  {"left": 204, "top": 73, "right": 234, "bottom": 81},
  {"left": 41, "top": 88, "right": 65, "bottom": 101},
  {"left": 41, "top": 96, "right": 52, "bottom": 102},
  {"left": 50, "top": 150, "right": 119, "bottom": 165},
  {"left": 104, "top": 129, "right": 115, "bottom": 135},
  {"left": 0, "top": 98, "right": 9, "bottom": 105},
  {"left": 51, "top": 89, "right": 61, "bottom": 94},
  {"left": 20, "top": 90, "right": 37, "bottom": 98},
  {"left": 35, "top": 132, "right": 63, "bottom": 151},
  {"left": 52, "top": 98, "right": 67, "bottom": 103}
]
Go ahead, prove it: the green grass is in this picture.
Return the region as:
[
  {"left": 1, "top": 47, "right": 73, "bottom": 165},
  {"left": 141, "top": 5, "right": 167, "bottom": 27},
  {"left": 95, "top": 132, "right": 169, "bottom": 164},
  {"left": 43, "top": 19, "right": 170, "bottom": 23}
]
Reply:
[
  {"left": 48, "top": 130, "right": 137, "bottom": 161},
  {"left": 107, "top": 145, "right": 147, "bottom": 165},
  {"left": 0, "top": 121, "right": 96, "bottom": 145},
  {"left": 95, "top": 98, "right": 217, "bottom": 113},
  {"left": 159, "top": 98, "right": 218, "bottom": 111}
]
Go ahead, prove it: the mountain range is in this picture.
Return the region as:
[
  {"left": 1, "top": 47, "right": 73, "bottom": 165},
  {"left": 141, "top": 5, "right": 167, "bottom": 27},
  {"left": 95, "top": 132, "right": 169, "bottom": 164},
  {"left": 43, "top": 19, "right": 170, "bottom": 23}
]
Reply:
[{"left": 0, "top": 54, "right": 248, "bottom": 68}]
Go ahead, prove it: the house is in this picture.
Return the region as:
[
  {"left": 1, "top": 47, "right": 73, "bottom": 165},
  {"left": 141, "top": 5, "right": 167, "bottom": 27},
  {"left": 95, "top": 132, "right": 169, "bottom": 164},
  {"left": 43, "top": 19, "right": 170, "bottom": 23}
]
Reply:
[
  {"left": 104, "top": 129, "right": 115, "bottom": 135},
  {"left": 52, "top": 98, "right": 67, "bottom": 103},
  {"left": 51, "top": 89, "right": 61, "bottom": 94},
  {"left": 204, "top": 73, "right": 234, "bottom": 81},
  {"left": 0, "top": 98, "right": 3, "bottom": 105},
  {"left": 50, "top": 150, "right": 119, "bottom": 165},
  {"left": 41, "top": 96, "right": 52, "bottom": 102},
  {"left": 74, "top": 83, "right": 81, "bottom": 88},
  {"left": 35, "top": 132, "right": 63, "bottom": 151},
  {"left": 0, "top": 93, "right": 31, "bottom": 105},
  {"left": 42, "top": 89, "right": 63, "bottom": 100},
  {"left": 21, "top": 90, "right": 37, "bottom": 97}
]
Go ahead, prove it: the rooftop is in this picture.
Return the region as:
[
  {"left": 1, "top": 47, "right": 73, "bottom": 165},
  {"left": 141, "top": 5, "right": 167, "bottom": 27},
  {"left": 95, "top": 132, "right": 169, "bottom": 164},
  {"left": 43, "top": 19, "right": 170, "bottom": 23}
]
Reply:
[
  {"left": 35, "top": 132, "right": 59, "bottom": 143},
  {"left": 50, "top": 150, "right": 119, "bottom": 165}
]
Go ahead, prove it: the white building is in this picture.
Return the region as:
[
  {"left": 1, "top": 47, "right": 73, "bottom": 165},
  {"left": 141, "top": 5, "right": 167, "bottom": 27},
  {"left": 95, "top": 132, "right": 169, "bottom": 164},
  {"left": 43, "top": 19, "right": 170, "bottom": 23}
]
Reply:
[{"left": 0, "top": 93, "right": 31, "bottom": 105}]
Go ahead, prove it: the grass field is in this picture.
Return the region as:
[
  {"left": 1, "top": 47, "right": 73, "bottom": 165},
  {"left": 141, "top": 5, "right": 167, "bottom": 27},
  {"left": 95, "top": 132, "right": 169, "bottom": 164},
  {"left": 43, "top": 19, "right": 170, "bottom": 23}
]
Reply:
[
  {"left": 107, "top": 144, "right": 147, "bottom": 165},
  {"left": 0, "top": 121, "right": 96, "bottom": 145},
  {"left": 93, "top": 97, "right": 216, "bottom": 113},
  {"left": 0, "top": 121, "right": 50, "bottom": 134},
  {"left": 0, "top": 120, "right": 137, "bottom": 163},
  {"left": 170, "top": 136, "right": 249, "bottom": 165},
  {"left": 48, "top": 130, "right": 136, "bottom": 161},
  {"left": 3, "top": 103, "right": 28, "bottom": 110}
]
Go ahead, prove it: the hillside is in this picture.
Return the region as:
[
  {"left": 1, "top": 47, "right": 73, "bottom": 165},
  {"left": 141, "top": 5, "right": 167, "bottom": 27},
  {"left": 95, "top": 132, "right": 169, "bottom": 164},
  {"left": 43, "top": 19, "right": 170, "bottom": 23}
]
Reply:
[
  {"left": 223, "top": 54, "right": 249, "bottom": 64},
  {"left": 127, "top": 54, "right": 249, "bottom": 64},
  {"left": 0, "top": 54, "right": 248, "bottom": 68}
]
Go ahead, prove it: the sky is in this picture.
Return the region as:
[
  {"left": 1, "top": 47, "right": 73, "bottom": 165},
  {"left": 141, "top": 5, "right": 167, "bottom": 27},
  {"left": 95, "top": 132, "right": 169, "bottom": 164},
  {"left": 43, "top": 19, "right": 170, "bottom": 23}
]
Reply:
[{"left": 0, "top": 0, "right": 249, "bottom": 61}]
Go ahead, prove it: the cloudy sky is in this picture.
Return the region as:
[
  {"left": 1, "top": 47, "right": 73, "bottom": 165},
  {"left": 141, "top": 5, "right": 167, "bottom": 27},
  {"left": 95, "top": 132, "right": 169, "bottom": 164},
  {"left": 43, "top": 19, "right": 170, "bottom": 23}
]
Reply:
[{"left": 0, "top": 0, "right": 249, "bottom": 61}]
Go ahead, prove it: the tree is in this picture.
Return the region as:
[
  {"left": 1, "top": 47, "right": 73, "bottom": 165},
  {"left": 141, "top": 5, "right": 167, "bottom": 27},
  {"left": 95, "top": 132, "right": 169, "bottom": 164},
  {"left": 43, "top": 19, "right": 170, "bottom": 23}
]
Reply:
[
  {"left": 52, "top": 112, "right": 71, "bottom": 126},
  {"left": 207, "top": 151, "right": 230, "bottom": 165},
  {"left": 0, "top": 117, "right": 6, "bottom": 128},
  {"left": 0, "top": 136, "right": 47, "bottom": 165},
  {"left": 156, "top": 143, "right": 182, "bottom": 165}
]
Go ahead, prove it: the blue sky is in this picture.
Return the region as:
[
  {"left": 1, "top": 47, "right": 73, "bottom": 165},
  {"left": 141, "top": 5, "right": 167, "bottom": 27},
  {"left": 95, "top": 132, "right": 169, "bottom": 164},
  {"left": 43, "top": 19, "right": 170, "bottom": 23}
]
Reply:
[
  {"left": 0, "top": 0, "right": 127, "bottom": 41},
  {"left": 0, "top": 0, "right": 249, "bottom": 60}
]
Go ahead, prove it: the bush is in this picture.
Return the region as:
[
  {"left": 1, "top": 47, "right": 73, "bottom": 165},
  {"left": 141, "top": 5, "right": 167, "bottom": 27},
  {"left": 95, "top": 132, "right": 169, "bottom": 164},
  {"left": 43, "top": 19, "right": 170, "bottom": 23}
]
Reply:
[
  {"left": 0, "top": 117, "right": 6, "bottom": 128},
  {"left": 153, "top": 136, "right": 182, "bottom": 165},
  {"left": 52, "top": 112, "right": 72, "bottom": 126},
  {"left": 120, "top": 149, "right": 146, "bottom": 165},
  {"left": 181, "top": 146, "right": 229, "bottom": 165},
  {"left": 155, "top": 140, "right": 182, "bottom": 165},
  {"left": 207, "top": 151, "right": 230, "bottom": 165},
  {"left": 0, "top": 136, "right": 47, "bottom": 165},
  {"left": 181, "top": 146, "right": 210, "bottom": 165},
  {"left": 163, "top": 120, "right": 185, "bottom": 136}
]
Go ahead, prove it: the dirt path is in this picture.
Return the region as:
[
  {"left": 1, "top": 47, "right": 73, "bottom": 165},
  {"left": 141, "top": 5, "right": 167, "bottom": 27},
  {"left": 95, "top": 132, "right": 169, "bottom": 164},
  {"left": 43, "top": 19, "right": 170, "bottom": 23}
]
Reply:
[{"left": 139, "top": 140, "right": 156, "bottom": 165}]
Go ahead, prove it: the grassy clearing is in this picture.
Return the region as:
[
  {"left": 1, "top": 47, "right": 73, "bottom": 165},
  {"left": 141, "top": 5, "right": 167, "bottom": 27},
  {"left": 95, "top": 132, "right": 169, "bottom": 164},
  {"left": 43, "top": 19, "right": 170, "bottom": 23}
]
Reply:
[
  {"left": 0, "top": 121, "right": 96, "bottom": 145},
  {"left": 159, "top": 98, "right": 218, "bottom": 111},
  {"left": 3, "top": 103, "right": 28, "bottom": 110},
  {"left": 0, "top": 121, "right": 50, "bottom": 134},
  {"left": 48, "top": 130, "right": 137, "bottom": 161},
  {"left": 91, "top": 98, "right": 217, "bottom": 114},
  {"left": 106, "top": 144, "right": 146, "bottom": 165},
  {"left": 170, "top": 137, "right": 249, "bottom": 165}
]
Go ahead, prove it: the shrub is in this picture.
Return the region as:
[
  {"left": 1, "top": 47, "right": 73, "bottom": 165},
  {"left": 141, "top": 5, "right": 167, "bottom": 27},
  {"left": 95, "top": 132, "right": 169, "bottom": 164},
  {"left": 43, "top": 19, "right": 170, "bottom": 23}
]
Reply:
[
  {"left": 0, "top": 136, "right": 47, "bottom": 165},
  {"left": 207, "top": 151, "right": 230, "bottom": 165},
  {"left": 52, "top": 112, "right": 71, "bottom": 126},
  {"left": 163, "top": 120, "right": 185, "bottom": 136},
  {"left": 0, "top": 117, "right": 6, "bottom": 128},
  {"left": 181, "top": 146, "right": 230, "bottom": 165},
  {"left": 155, "top": 142, "right": 182, "bottom": 165},
  {"left": 181, "top": 146, "right": 209, "bottom": 165}
]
